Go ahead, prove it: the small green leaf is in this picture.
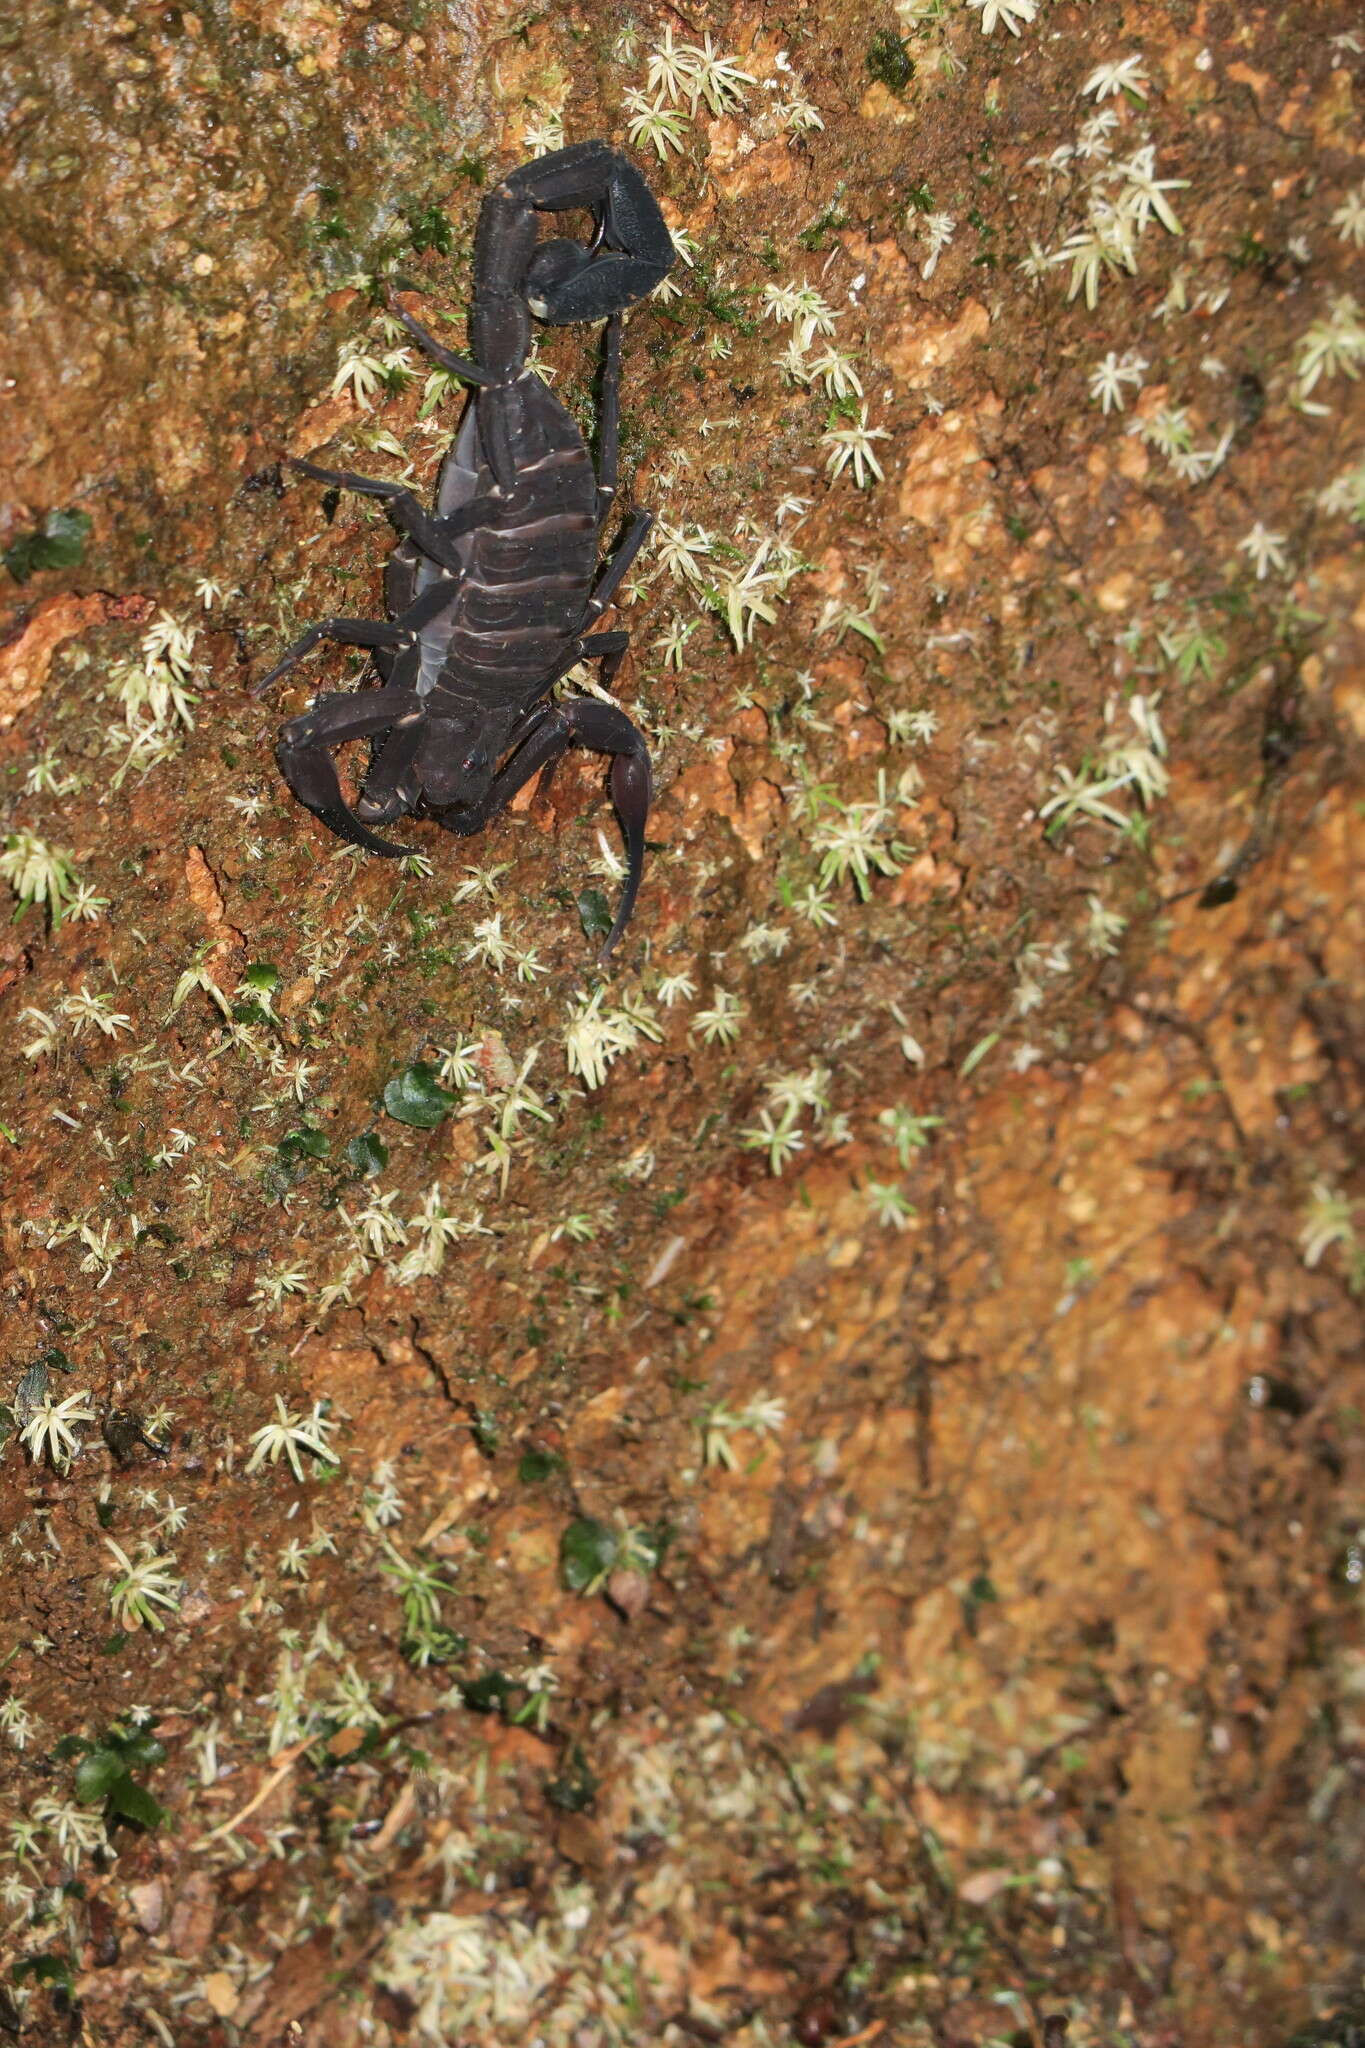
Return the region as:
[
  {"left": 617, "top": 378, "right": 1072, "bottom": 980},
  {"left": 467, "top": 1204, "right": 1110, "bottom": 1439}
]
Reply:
[
  {"left": 462, "top": 1670, "right": 513, "bottom": 1715},
  {"left": 114, "top": 1728, "right": 166, "bottom": 1770},
  {"left": 243, "top": 961, "right": 281, "bottom": 993},
  {"left": 517, "top": 1448, "right": 565, "bottom": 1484},
  {"left": 344, "top": 1131, "right": 389, "bottom": 1177},
  {"left": 107, "top": 1775, "right": 166, "bottom": 1829},
  {"left": 383, "top": 1062, "right": 455, "bottom": 1128},
  {"left": 3, "top": 508, "right": 93, "bottom": 584},
  {"left": 74, "top": 1750, "right": 124, "bottom": 1804},
  {"left": 576, "top": 889, "right": 613, "bottom": 943},
  {"left": 13, "top": 1953, "right": 74, "bottom": 1991},
  {"left": 559, "top": 1516, "right": 618, "bottom": 1594},
  {"left": 545, "top": 1745, "right": 598, "bottom": 1813},
  {"left": 279, "top": 1125, "right": 329, "bottom": 1164}
]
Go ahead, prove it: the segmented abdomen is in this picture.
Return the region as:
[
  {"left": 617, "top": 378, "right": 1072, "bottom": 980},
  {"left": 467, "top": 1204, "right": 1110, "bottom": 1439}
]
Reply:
[{"left": 431, "top": 377, "right": 599, "bottom": 707}]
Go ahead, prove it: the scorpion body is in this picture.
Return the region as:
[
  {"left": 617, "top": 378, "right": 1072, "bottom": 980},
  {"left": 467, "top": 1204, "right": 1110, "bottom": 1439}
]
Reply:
[{"left": 256, "top": 143, "right": 677, "bottom": 954}]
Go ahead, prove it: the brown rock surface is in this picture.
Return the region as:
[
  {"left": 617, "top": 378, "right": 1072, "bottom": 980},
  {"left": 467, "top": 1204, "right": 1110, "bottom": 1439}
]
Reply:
[{"left": 3, "top": 2, "right": 1363, "bottom": 2045}]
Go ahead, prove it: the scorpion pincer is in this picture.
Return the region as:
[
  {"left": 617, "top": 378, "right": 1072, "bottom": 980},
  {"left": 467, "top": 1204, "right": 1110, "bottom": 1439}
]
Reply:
[{"left": 254, "top": 142, "right": 677, "bottom": 956}]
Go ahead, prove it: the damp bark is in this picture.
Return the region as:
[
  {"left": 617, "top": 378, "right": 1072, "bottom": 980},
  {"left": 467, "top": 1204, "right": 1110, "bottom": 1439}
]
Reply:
[{"left": 1, "top": 3, "right": 1363, "bottom": 2044}]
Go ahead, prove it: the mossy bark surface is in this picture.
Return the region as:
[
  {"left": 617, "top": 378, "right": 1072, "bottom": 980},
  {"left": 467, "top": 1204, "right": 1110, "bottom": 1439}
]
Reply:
[{"left": 2, "top": 2, "right": 1363, "bottom": 2042}]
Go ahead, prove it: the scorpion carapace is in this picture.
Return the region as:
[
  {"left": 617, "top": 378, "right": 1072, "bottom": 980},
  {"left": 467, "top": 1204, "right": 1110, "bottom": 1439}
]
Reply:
[{"left": 255, "top": 142, "right": 677, "bottom": 956}]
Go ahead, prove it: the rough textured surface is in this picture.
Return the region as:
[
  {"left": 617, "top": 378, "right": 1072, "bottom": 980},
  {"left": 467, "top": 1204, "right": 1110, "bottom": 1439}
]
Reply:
[{"left": 2, "top": 1, "right": 1364, "bottom": 2043}]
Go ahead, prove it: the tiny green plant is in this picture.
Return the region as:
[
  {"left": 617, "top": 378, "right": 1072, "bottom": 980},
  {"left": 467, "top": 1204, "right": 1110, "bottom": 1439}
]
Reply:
[
  {"left": 3, "top": 508, "right": 92, "bottom": 584},
  {"left": 63, "top": 1721, "right": 167, "bottom": 1830},
  {"left": 104, "top": 1540, "right": 182, "bottom": 1631},
  {"left": 344, "top": 1130, "right": 389, "bottom": 1177},
  {"left": 19, "top": 1388, "right": 96, "bottom": 1473},
  {"left": 1, "top": 832, "right": 87, "bottom": 928},
  {"left": 866, "top": 29, "right": 914, "bottom": 93},
  {"left": 245, "top": 1397, "right": 340, "bottom": 1482},
  {"left": 560, "top": 1515, "right": 665, "bottom": 1597},
  {"left": 379, "top": 1541, "right": 462, "bottom": 1665},
  {"left": 383, "top": 1062, "right": 456, "bottom": 1128}
]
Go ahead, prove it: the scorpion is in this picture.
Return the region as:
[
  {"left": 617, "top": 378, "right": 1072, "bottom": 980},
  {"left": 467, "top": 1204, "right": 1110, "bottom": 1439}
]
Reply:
[{"left": 255, "top": 142, "right": 677, "bottom": 955}]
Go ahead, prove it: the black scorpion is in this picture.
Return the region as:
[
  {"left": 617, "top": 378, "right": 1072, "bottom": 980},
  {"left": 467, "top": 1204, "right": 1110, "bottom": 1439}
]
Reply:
[{"left": 255, "top": 142, "right": 677, "bottom": 955}]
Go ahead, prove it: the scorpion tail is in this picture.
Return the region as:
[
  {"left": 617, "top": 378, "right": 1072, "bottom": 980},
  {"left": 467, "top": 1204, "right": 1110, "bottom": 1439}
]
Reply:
[{"left": 510, "top": 141, "right": 676, "bottom": 326}]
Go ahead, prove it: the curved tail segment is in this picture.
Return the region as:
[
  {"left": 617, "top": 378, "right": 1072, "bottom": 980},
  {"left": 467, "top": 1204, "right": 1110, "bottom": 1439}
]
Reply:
[{"left": 508, "top": 141, "right": 677, "bottom": 326}]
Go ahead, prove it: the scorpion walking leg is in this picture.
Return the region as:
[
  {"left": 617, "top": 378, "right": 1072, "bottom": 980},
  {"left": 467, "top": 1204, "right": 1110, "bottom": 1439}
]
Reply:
[
  {"left": 386, "top": 301, "right": 493, "bottom": 385},
  {"left": 581, "top": 319, "right": 655, "bottom": 621},
  {"left": 253, "top": 616, "right": 407, "bottom": 698},
  {"left": 287, "top": 457, "right": 502, "bottom": 571},
  {"left": 277, "top": 688, "right": 425, "bottom": 857},
  {"left": 595, "top": 314, "right": 622, "bottom": 520},
  {"left": 574, "top": 628, "right": 631, "bottom": 691},
  {"left": 434, "top": 674, "right": 650, "bottom": 956},
  {"left": 506, "top": 629, "right": 633, "bottom": 814},
  {"left": 584, "top": 511, "right": 653, "bottom": 625},
  {"left": 559, "top": 694, "right": 651, "bottom": 958},
  {"left": 356, "top": 717, "right": 426, "bottom": 825},
  {"left": 255, "top": 563, "right": 462, "bottom": 699}
]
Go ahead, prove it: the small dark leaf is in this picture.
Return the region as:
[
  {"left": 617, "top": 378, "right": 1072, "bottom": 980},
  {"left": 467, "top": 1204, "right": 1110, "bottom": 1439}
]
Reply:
[
  {"left": 14, "top": 1362, "right": 49, "bottom": 1418},
  {"left": 344, "top": 1130, "right": 389, "bottom": 1177},
  {"left": 383, "top": 1063, "right": 455, "bottom": 1128},
  {"left": 461, "top": 1671, "right": 513, "bottom": 1715},
  {"left": 13, "top": 1954, "right": 73, "bottom": 1992},
  {"left": 279, "top": 1125, "right": 329, "bottom": 1164},
  {"left": 560, "top": 1516, "right": 618, "bottom": 1593},
  {"left": 1199, "top": 873, "right": 1239, "bottom": 909},
  {"left": 114, "top": 1728, "right": 166, "bottom": 1770},
  {"left": 3, "top": 508, "right": 92, "bottom": 584},
  {"left": 576, "top": 889, "right": 613, "bottom": 942},
  {"left": 517, "top": 1447, "right": 565, "bottom": 1484},
  {"left": 107, "top": 1775, "right": 166, "bottom": 1830},
  {"left": 545, "top": 1745, "right": 597, "bottom": 1813},
  {"left": 74, "top": 1751, "right": 124, "bottom": 1804}
]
